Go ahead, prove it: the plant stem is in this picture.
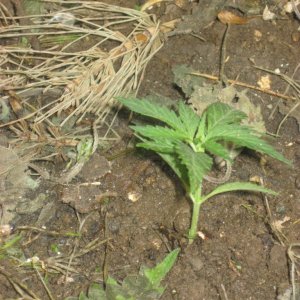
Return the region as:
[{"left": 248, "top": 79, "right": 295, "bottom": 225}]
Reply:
[{"left": 188, "top": 199, "right": 202, "bottom": 244}]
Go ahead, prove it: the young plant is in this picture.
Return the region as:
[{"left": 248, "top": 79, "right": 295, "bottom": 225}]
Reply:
[
  {"left": 65, "top": 248, "right": 179, "bottom": 300},
  {"left": 118, "top": 97, "right": 291, "bottom": 243}
]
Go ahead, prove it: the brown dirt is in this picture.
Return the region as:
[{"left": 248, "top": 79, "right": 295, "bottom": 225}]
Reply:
[{"left": 1, "top": 1, "right": 300, "bottom": 300}]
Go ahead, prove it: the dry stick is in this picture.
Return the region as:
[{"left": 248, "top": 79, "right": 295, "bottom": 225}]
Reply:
[
  {"left": 17, "top": 226, "right": 80, "bottom": 237},
  {"left": 103, "top": 211, "right": 110, "bottom": 284},
  {"left": 253, "top": 65, "right": 300, "bottom": 134},
  {"left": 0, "top": 268, "right": 39, "bottom": 299},
  {"left": 151, "top": 227, "right": 172, "bottom": 253},
  {"left": 34, "top": 266, "right": 55, "bottom": 300},
  {"left": 254, "top": 65, "right": 300, "bottom": 95},
  {"left": 288, "top": 244, "right": 300, "bottom": 300},
  {"left": 64, "top": 211, "right": 89, "bottom": 287},
  {"left": 189, "top": 72, "right": 296, "bottom": 101},
  {"left": 259, "top": 177, "right": 286, "bottom": 246},
  {"left": 221, "top": 283, "right": 229, "bottom": 300},
  {"left": 0, "top": 3, "right": 13, "bottom": 26},
  {"left": 277, "top": 97, "right": 300, "bottom": 135},
  {"left": 219, "top": 24, "right": 230, "bottom": 85},
  {"left": 268, "top": 62, "right": 300, "bottom": 120},
  {"left": 73, "top": 237, "right": 112, "bottom": 258},
  {"left": 292, "top": 0, "right": 300, "bottom": 21}
]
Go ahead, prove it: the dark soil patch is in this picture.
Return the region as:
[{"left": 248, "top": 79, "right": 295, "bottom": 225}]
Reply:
[{"left": 1, "top": 1, "right": 300, "bottom": 300}]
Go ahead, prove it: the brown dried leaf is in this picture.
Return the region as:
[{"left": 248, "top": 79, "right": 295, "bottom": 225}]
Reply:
[
  {"left": 160, "top": 19, "right": 180, "bottom": 33},
  {"left": 218, "top": 10, "right": 249, "bottom": 25},
  {"left": 7, "top": 91, "right": 23, "bottom": 115},
  {"left": 134, "top": 33, "right": 149, "bottom": 44},
  {"left": 141, "top": 0, "right": 168, "bottom": 12}
]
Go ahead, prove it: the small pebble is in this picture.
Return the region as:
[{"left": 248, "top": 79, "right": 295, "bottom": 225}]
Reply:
[
  {"left": 108, "top": 220, "right": 120, "bottom": 234},
  {"left": 173, "top": 211, "right": 190, "bottom": 232},
  {"left": 187, "top": 256, "right": 204, "bottom": 271},
  {"left": 292, "top": 31, "right": 300, "bottom": 42}
]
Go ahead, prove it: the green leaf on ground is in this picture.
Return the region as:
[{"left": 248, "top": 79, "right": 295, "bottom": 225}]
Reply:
[
  {"left": 65, "top": 249, "right": 179, "bottom": 300},
  {"left": 118, "top": 97, "right": 184, "bottom": 132},
  {"left": 144, "top": 248, "right": 180, "bottom": 287},
  {"left": 201, "top": 182, "right": 277, "bottom": 203}
]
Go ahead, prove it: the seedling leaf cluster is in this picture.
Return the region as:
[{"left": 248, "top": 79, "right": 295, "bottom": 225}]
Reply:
[
  {"left": 65, "top": 248, "right": 179, "bottom": 300},
  {"left": 118, "top": 97, "right": 291, "bottom": 242}
]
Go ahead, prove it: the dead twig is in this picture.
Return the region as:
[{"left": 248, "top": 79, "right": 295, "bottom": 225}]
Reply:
[
  {"left": 63, "top": 210, "right": 88, "bottom": 286},
  {"left": 288, "top": 244, "right": 300, "bottom": 300},
  {"left": 252, "top": 65, "right": 300, "bottom": 134},
  {"left": 17, "top": 225, "right": 81, "bottom": 237},
  {"left": 259, "top": 177, "right": 287, "bottom": 246},
  {"left": 221, "top": 283, "right": 229, "bottom": 300},
  {"left": 0, "top": 267, "right": 39, "bottom": 299},
  {"left": 34, "top": 264, "right": 55, "bottom": 300},
  {"left": 189, "top": 72, "right": 297, "bottom": 101},
  {"left": 219, "top": 24, "right": 230, "bottom": 85},
  {"left": 292, "top": 0, "right": 300, "bottom": 21},
  {"left": 268, "top": 62, "right": 300, "bottom": 120},
  {"left": 276, "top": 97, "right": 300, "bottom": 135}
]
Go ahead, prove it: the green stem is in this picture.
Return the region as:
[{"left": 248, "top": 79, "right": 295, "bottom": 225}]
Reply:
[{"left": 188, "top": 200, "right": 202, "bottom": 244}]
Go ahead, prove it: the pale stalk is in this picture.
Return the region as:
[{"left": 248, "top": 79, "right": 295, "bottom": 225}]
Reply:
[{"left": 188, "top": 185, "right": 203, "bottom": 244}]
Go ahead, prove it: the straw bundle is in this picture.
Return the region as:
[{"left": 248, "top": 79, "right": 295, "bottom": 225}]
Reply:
[{"left": 0, "top": 0, "right": 164, "bottom": 127}]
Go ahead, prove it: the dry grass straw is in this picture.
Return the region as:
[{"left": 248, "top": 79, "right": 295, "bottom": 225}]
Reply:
[{"left": 0, "top": 0, "right": 164, "bottom": 129}]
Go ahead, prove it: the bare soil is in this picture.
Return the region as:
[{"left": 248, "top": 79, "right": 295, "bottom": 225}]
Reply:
[{"left": 1, "top": 1, "right": 300, "bottom": 300}]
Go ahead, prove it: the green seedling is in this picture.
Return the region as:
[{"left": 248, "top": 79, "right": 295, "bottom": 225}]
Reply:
[
  {"left": 118, "top": 97, "right": 291, "bottom": 243},
  {"left": 50, "top": 243, "right": 60, "bottom": 255},
  {"left": 0, "top": 234, "right": 22, "bottom": 259},
  {"left": 66, "top": 248, "right": 179, "bottom": 300}
]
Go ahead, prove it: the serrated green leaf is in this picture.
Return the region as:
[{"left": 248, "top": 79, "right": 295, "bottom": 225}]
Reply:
[
  {"left": 107, "top": 276, "right": 119, "bottom": 286},
  {"left": 203, "top": 140, "right": 231, "bottom": 160},
  {"left": 136, "top": 139, "right": 175, "bottom": 154},
  {"left": 206, "top": 102, "right": 247, "bottom": 129},
  {"left": 106, "top": 277, "right": 133, "bottom": 300},
  {"left": 195, "top": 110, "right": 207, "bottom": 141},
  {"left": 131, "top": 125, "right": 188, "bottom": 141},
  {"left": 203, "top": 102, "right": 291, "bottom": 165},
  {"left": 88, "top": 283, "right": 106, "bottom": 299},
  {"left": 159, "top": 153, "right": 188, "bottom": 188},
  {"left": 205, "top": 125, "right": 291, "bottom": 165},
  {"left": 175, "top": 143, "right": 212, "bottom": 194},
  {"left": 123, "top": 275, "right": 150, "bottom": 293},
  {"left": 118, "top": 97, "right": 184, "bottom": 132},
  {"left": 78, "top": 292, "right": 89, "bottom": 300},
  {"left": 178, "top": 101, "right": 201, "bottom": 140},
  {"left": 201, "top": 182, "right": 277, "bottom": 203},
  {"left": 144, "top": 248, "right": 180, "bottom": 287}
]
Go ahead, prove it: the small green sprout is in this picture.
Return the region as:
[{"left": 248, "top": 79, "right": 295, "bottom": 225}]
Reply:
[
  {"left": 50, "top": 243, "right": 60, "bottom": 255},
  {"left": 118, "top": 97, "right": 291, "bottom": 243},
  {"left": 65, "top": 248, "right": 179, "bottom": 300}
]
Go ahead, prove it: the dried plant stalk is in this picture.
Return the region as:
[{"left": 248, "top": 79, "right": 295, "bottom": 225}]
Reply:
[{"left": 0, "top": 1, "right": 165, "bottom": 128}]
